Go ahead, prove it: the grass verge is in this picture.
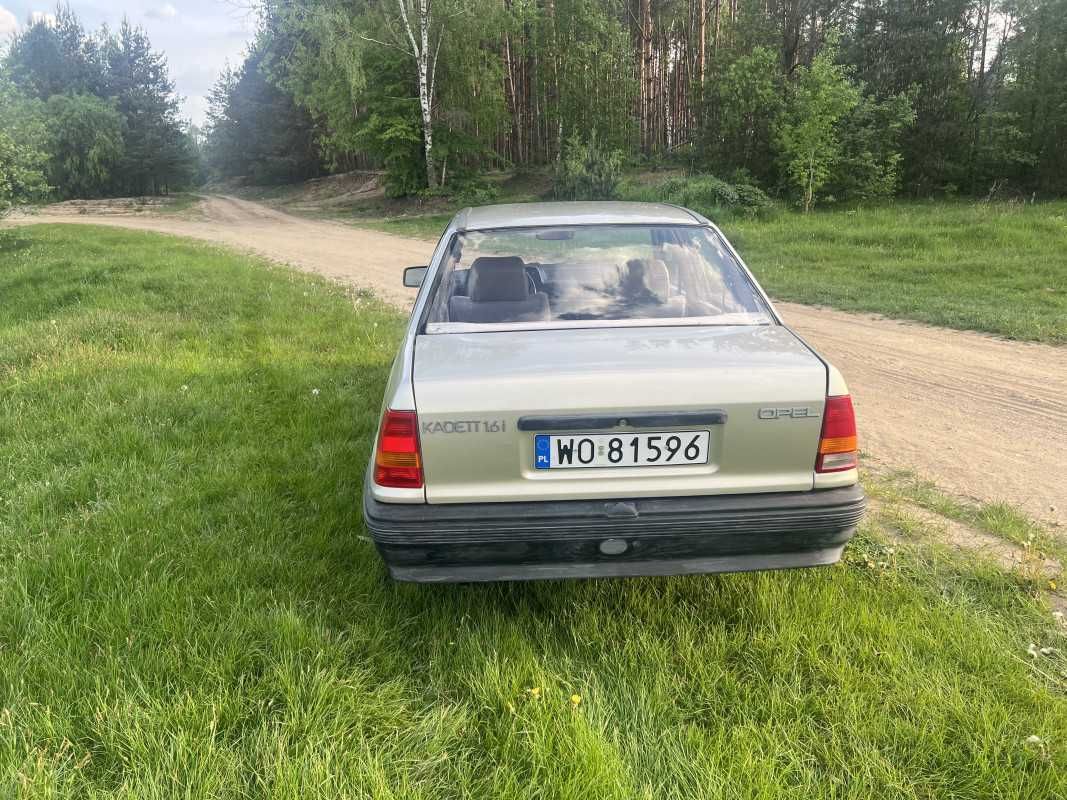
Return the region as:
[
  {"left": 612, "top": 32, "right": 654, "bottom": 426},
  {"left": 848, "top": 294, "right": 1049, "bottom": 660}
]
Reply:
[
  {"left": 723, "top": 201, "right": 1067, "bottom": 343},
  {"left": 1, "top": 225, "right": 1064, "bottom": 798}
]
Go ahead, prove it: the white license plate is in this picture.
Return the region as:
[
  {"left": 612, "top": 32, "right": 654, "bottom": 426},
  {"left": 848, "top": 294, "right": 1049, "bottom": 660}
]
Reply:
[{"left": 534, "top": 431, "right": 710, "bottom": 470}]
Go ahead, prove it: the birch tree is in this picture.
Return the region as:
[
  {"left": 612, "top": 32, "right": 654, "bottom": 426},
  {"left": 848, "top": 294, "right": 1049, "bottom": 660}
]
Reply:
[{"left": 395, "top": 0, "right": 442, "bottom": 187}]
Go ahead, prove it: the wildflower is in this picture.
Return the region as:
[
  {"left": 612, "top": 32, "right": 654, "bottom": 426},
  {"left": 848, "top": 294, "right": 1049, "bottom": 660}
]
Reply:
[
  {"left": 526, "top": 687, "right": 541, "bottom": 700},
  {"left": 570, "top": 694, "right": 582, "bottom": 707},
  {"left": 1050, "top": 579, "right": 1057, "bottom": 591},
  {"left": 1027, "top": 643, "right": 1039, "bottom": 658},
  {"left": 180, "top": 384, "right": 188, "bottom": 392},
  {"left": 1025, "top": 735, "right": 1043, "bottom": 745},
  {"left": 506, "top": 702, "right": 516, "bottom": 715},
  {"left": 311, "top": 388, "right": 320, "bottom": 396}
]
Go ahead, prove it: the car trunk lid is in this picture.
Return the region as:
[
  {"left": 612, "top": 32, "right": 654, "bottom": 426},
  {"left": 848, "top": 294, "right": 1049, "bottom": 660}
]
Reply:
[{"left": 412, "top": 325, "right": 826, "bottom": 504}]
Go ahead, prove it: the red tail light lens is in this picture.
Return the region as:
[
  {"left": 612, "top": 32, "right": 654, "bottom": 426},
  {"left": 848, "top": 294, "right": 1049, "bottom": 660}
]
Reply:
[
  {"left": 374, "top": 409, "right": 423, "bottom": 488},
  {"left": 816, "top": 394, "right": 858, "bottom": 473}
]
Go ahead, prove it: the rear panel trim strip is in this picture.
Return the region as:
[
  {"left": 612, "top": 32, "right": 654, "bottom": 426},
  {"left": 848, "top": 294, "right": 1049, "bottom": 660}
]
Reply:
[{"left": 517, "top": 410, "right": 727, "bottom": 431}]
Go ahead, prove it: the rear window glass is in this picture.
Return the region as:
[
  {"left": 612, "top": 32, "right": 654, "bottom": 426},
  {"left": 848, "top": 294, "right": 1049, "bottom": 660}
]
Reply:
[{"left": 424, "top": 224, "right": 771, "bottom": 333}]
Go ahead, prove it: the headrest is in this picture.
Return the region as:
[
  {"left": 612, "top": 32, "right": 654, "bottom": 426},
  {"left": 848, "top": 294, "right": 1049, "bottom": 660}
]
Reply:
[
  {"left": 623, "top": 258, "right": 670, "bottom": 302},
  {"left": 469, "top": 256, "right": 529, "bottom": 302}
]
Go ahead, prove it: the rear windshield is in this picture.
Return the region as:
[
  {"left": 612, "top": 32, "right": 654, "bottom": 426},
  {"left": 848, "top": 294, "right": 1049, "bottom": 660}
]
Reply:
[{"left": 424, "top": 224, "right": 772, "bottom": 333}]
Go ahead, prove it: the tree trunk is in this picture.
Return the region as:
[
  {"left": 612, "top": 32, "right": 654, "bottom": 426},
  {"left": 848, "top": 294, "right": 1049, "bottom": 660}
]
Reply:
[
  {"left": 639, "top": 0, "right": 653, "bottom": 152},
  {"left": 698, "top": 0, "right": 706, "bottom": 84},
  {"left": 398, "top": 0, "right": 438, "bottom": 187}
]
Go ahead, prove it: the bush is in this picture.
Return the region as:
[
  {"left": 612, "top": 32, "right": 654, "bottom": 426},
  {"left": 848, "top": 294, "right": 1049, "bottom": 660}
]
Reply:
[
  {"left": 617, "top": 173, "right": 774, "bottom": 219},
  {"left": 418, "top": 174, "right": 500, "bottom": 207},
  {"left": 552, "top": 132, "right": 624, "bottom": 200},
  {"left": 451, "top": 176, "right": 500, "bottom": 207}
]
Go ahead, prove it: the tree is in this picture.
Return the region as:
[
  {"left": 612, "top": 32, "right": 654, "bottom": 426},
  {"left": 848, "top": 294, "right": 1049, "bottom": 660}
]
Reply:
[
  {"left": 3, "top": 8, "right": 196, "bottom": 198},
  {"left": 204, "top": 43, "right": 324, "bottom": 185},
  {"left": 101, "top": 19, "right": 193, "bottom": 194},
  {"left": 42, "top": 93, "right": 124, "bottom": 198},
  {"left": 4, "top": 3, "right": 103, "bottom": 98},
  {"left": 701, "top": 46, "right": 783, "bottom": 182},
  {"left": 827, "top": 90, "right": 915, "bottom": 201},
  {"left": 998, "top": 0, "right": 1067, "bottom": 194},
  {"left": 776, "top": 45, "right": 860, "bottom": 210},
  {"left": 0, "top": 75, "right": 50, "bottom": 212}
]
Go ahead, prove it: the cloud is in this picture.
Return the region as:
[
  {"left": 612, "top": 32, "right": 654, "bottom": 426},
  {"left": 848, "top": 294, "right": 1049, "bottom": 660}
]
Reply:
[
  {"left": 0, "top": 6, "right": 18, "bottom": 39},
  {"left": 29, "top": 10, "right": 57, "bottom": 27},
  {"left": 146, "top": 3, "right": 178, "bottom": 20}
]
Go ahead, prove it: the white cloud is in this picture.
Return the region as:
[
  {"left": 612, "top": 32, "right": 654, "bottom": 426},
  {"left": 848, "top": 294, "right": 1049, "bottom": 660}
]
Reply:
[
  {"left": 146, "top": 3, "right": 178, "bottom": 20},
  {"left": 29, "top": 10, "right": 57, "bottom": 27},
  {"left": 0, "top": 5, "right": 19, "bottom": 38}
]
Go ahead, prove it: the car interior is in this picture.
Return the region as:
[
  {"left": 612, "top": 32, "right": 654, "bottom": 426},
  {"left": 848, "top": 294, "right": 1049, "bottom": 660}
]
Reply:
[{"left": 444, "top": 253, "right": 751, "bottom": 324}]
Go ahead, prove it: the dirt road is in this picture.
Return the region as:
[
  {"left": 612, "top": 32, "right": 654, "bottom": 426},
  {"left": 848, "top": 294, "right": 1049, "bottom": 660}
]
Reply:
[{"left": 13, "top": 195, "right": 1066, "bottom": 527}]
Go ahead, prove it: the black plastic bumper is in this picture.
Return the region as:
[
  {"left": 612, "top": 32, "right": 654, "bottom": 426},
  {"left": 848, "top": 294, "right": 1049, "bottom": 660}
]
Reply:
[{"left": 363, "top": 481, "right": 866, "bottom": 583}]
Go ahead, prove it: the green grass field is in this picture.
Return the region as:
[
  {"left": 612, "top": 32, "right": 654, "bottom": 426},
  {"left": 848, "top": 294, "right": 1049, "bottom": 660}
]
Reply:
[
  {"left": 366, "top": 200, "right": 1067, "bottom": 344},
  {"left": 1, "top": 225, "right": 1064, "bottom": 798}
]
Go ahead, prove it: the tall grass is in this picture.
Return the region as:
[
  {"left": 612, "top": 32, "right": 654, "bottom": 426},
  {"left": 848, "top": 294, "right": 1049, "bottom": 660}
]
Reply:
[
  {"left": 724, "top": 200, "right": 1067, "bottom": 343},
  {"left": 1, "top": 225, "right": 1062, "bottom": 798}
]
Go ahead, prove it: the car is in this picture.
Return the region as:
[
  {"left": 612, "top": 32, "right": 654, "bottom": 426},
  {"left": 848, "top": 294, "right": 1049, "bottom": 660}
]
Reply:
[{"left": 363, "top": 201, "right": 866, "bottom": 582}]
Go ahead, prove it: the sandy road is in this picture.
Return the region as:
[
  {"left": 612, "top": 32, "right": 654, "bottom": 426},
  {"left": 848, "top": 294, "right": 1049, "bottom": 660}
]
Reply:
[{"left": 12, "top": 195, "right": 1066, "bottom": 527}]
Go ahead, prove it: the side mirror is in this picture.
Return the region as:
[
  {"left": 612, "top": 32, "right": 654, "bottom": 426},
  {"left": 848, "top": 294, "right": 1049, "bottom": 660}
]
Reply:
[{"left": 403, "top": 266, "right": 428, "bottom": 288}]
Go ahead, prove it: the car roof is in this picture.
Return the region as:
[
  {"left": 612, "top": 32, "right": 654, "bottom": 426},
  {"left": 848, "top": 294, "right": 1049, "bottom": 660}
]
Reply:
[{"left": 456, "top": 201, "right": 705, "bottom": 231}]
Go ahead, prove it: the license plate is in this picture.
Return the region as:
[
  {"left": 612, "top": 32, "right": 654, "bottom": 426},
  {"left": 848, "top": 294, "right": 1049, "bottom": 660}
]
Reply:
[{"left": 534, "top": 431, "right": 710, "bottom": 470}]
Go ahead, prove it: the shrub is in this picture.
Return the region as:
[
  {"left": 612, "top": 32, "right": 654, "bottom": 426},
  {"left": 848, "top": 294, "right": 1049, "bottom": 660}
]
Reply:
[
  {"left": 451, "top": 176, "right": 500, "bottom": 207},
  {"left": 553, "top": 132, "right": 624, "bottom": 200},
  {"left": 617, "top": 173, "right": 774, "bottom": 219}
]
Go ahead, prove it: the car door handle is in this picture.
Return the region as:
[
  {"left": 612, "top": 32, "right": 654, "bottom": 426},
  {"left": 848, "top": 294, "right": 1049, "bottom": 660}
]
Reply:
[{"left": 517, "top": 410, "right": 727, "bottom": 431}]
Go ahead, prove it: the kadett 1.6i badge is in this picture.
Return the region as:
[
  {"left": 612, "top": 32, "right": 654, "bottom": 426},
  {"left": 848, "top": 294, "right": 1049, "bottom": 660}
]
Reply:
[{"left": 363, "top": 201, "right": 866, "bottom": 582}]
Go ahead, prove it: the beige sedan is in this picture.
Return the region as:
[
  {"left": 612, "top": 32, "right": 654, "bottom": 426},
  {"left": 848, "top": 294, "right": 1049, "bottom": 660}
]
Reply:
[{"left": 364, "top": 202, "right": 865, "bottom": 582}]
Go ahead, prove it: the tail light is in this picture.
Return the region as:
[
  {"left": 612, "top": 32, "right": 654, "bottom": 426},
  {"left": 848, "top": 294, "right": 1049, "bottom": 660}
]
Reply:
[
  {"left": 816, "top": 395, "right": 858, "bottom": 473},
  {"left": 374, "top": 409, "right": 423, "bottom": 488}
]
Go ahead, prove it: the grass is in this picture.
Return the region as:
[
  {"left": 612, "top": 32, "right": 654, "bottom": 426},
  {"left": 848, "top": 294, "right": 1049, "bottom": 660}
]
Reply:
[
  {"left": 1, "top": 224, "right": 1064, "bottom": 798},
  {"left": 865, "top": 466, "right": 1066, "bottom": 562},
  {"left": 723, "top": 201, "right": 1067, "bottom": 343},
  {"left": 365, "top": 213, "right": 454, "bottom": 240}
]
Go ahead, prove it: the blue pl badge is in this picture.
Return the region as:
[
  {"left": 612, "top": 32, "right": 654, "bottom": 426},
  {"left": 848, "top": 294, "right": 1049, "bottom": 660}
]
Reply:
[{"left": 534, "top": 435, "right": 551, "bottom": 470}]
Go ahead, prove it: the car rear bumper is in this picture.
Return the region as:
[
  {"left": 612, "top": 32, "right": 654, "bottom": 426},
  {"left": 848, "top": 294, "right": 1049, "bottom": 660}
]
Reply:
[{"left": 363, "top": 481, "right": 866, "bottom": 583}]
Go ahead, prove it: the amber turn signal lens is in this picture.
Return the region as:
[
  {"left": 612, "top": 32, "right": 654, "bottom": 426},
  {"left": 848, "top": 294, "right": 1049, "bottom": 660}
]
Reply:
[
  {"left": 374, "top": 409, "right": 424, "bottom": 488},
  {"left": 816, "top": 395, "right": 858, "bottom": 473}
]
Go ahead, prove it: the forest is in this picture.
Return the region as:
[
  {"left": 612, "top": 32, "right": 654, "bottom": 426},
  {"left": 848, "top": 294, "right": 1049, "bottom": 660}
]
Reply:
[
  {"left": 3, "top": 0, "right": 1067, "bottom": 211},
  {"left": 203, "top": 0, "right": 1067, "bottom": 207},
  {"left": 0, "top": 5, "right": 197, "bottom": 211}
]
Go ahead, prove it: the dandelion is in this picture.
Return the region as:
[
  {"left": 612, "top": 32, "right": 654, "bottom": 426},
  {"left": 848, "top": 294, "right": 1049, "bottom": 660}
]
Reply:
[
  {"left": 1049, "top": 579, "right": 1057, "bottom": 591},
  {"left": 570, "top": 694, "right": 582, "bottom": 707},
  {"left": 526, "top": 687, "right": 541, "bottom": 700}
]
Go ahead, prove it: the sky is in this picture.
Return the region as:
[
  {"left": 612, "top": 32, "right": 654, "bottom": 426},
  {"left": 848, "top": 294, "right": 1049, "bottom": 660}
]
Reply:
[{"left": 0, "top": 1, "right": 259, "bottom": 125}]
